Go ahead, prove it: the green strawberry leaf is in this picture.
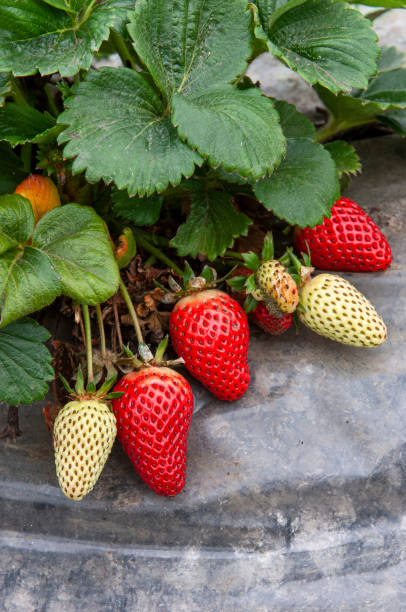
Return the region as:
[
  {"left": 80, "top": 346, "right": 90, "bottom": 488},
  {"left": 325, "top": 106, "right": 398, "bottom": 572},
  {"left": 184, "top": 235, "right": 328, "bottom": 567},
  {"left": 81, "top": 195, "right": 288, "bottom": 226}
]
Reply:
[
  {"left": 377, "top": 45, "right": 405, "bottom": 73},
  {"left": 253, "top": 139, "right": 340, "bottom": 227},
  {"left": 171, "top": 184, "right": 251, "bottom": 260},
  {"left": 0, "top": 143, "right": 27, "bottom": 195},
  {"left": 324, "top": 141, "right": 361, "bottom": 178},
  {"left": 112, "top": 190, "right": 163, "bottom": 226},
  {"left": 0, "top": 194, "right": 35, "bottom": 249},
  {"left": 378, "top": 109, "right": 406, "bottom": 136},
  {"left": 0, "top": 0, "right": 133, "bottom": 76},
  {"left": 0, "top": 103, "right": 55, "bottom": 146},
  {"left": 172, "top": 86, "right": 285, "bottom": 179},
  {"left": 0, "top": 73, "right": 12, "bottom": 107},
  {"left": 358, "top": 68, "right": 406, "bottom": 109},
  {"left": 127, "top": 0, "right": 252, "bottom": 101},
  {"left": 315, "top": 47, "right": 406, "bottom": 139},
  {"left": 347, "top": 1, "right": 406, "bottom": 6},
  {"left": 0, "top": 317, "right": 54, "bottom": 405},
  {"left": 0, "top": 244, "right": 61, "bottom": 328},
  {"left": 33, "top": 204, "right": 120, "bottom": 305},
  {"left": 0, "top": 196, "right": 119, "bottom": 327},
  {"left": 58, "top": 68, "right": 202, "bottom": 196},
  {"left": 254, "top": 0, "right": 378, "bottom": 93},
  {"left": 315, "top": 84, "right": 383, "bottom": 131}
]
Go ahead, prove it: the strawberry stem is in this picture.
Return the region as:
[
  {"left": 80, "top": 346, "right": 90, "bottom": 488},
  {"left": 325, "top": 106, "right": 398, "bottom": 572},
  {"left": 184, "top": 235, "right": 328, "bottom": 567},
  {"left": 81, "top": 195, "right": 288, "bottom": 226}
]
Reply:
[
  {"left": 119, "top": 278, "right": 144, "bottom": 345},
  {"left": 224, "top": 250, "right": 244, "bottom": 260},
  {"left": 133, "top": 230, "right": 183, "bottom": 276},
  {"left": 81, "top": 304, "right": 94, "bottom": 384},
  {"left": 96, "top": 304, "right": 107, "bottom": 361}
]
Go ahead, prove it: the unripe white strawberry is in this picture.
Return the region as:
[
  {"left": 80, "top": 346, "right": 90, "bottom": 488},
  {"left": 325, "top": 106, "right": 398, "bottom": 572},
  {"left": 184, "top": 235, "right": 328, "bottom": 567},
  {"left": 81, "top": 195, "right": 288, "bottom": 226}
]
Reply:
[
  {"left": 53, "top": 399, "right": 116, "bottom": 500},
  {"left": 299, "top": 274, "right": 387, "bottom": 347}
]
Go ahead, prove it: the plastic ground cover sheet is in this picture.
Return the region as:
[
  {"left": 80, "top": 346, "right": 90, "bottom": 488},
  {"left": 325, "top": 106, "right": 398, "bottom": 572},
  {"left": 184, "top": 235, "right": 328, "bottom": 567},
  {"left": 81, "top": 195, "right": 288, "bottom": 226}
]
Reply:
[{"left": 0, "top": 136, "right": 406, "bottom": 611}]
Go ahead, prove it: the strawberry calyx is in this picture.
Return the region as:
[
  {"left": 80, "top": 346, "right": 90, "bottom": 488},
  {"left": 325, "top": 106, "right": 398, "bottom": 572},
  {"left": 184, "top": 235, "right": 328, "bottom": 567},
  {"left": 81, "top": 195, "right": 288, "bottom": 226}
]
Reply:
[
  {"left": 227, "top": 233, "right": 300, "bottom": 316},
  {"left": 59, "top": 365, "right": 123, "bottom": 403},
  {"left": 158, "top": 260, "right": 236, "bottom": 304},
  {"left": 117, "top": 336, "right": 185, "bottom": 373}
]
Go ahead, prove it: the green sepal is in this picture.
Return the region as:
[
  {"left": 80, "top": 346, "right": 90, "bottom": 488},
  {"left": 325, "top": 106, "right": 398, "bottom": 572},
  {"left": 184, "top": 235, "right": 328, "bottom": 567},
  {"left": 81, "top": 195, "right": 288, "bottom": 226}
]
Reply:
[
  {"left": 288, "top": 248, "right": 302, "bottom": 274},
  {"left": 75, "top": 364, "right": 85, "bottom": 395},
  {"left": 293, "top": 311, "right": 300, "bottom": 334},
  {"left": 59, "top": 373, "right": 73, "bottom": 395},
  {"left": 200, "top": 265, "right": 215, "bottom": 284},
  {"left": 183, "top": 261, "right": 195, "bottom": 285},
  {"left": 105, "top": 391, "right": 124, "bottom": 400},
  {"left": 242, "top": 252, "right": 260, "bottom": 271},
  {"left": 227, "top": 275, "right": 247, "bottom": 291},
  {"left": 244, "top": 294, "right": 258, "bottom": 314},
  {"left": 122, "top": 344, "right": 134, "bottom": 358},
  {"left": 86, "top": 380, "right": 96, "bottom": 394},
  {"left": 261, "top": 233, "right": 274, "bottom": 262},
  {"left": 155, "top": 336, "right": 169, "bottom": 364},
  {"left": 152, "top": 279, "right": 167, "bottom": 292},
  {"left": 245, "top": 274, "right": 257, "bottom": 294},
  {"left": 97, "top": 368, "right": 118, "bottom": 395}
]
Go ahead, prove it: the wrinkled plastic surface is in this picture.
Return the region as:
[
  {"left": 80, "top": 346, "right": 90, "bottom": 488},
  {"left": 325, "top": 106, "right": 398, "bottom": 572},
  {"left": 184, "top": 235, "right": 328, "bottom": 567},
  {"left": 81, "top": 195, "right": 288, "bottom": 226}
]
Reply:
[{"left": 1, "top": 136, "right": 406, "bottom": 610}]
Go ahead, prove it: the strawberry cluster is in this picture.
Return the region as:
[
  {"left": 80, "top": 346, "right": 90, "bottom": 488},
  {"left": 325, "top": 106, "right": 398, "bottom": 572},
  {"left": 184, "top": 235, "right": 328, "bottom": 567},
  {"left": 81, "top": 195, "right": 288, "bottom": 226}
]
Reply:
[{"left": 52, "top": 197, "right": 391, "bottom": 503}]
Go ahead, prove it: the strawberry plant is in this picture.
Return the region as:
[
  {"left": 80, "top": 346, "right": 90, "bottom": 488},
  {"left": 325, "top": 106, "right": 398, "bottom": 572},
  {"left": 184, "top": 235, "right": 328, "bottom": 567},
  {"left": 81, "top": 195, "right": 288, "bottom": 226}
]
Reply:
[{"left": 0, "top": 0, "right": 403, "bottom": 496}]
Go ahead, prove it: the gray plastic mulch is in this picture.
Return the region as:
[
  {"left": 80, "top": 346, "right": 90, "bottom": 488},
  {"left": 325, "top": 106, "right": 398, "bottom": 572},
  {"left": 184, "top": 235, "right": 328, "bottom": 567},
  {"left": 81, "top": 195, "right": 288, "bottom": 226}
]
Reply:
[{"left": 1, "top": 135, "right": 406, "bottom": 611}]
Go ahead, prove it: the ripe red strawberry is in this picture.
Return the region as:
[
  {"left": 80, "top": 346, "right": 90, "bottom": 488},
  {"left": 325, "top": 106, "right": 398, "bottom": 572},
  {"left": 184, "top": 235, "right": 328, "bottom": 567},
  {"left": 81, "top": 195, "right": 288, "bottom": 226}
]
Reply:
[
  {"left": 170, "top": 290, "right": 250, "bottom": 401},
  {"left": 253, "top": 301, "right": 293, "bottom": 335},
  {"left": 112, "top": 367, "right": 193, "bottom": 497},
  {"left": 294, "top": 197, "right": 392, "bottom": 272}
]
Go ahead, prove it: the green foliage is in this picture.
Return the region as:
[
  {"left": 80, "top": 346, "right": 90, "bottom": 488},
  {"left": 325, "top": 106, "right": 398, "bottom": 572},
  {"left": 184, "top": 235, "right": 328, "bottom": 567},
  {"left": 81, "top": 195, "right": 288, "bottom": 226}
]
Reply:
[
  {"left": 0, "top": 196, "right": 119, "bottom": 327},
  {"left": 0, "top": 0, "right": 405, "bottom": 408},
  {"left": 0, "top": 317, "right": 54, "bottom": 404},
  {"left": 112, "top": 190, "right": 163, "bottom": 226},
  {"left": 0, "top": 103, "right": 55, "bottom": 145},
  {"left": 172, "top": 87, "right": 285, "bottom": 179},
  {"left": 0, "top": 73, "right": 12, "bottom": 107},
  {"left": 253, "top": 101, "right": 340, "bottom": 227},
  {"left": 315, "top": 46, "right": 406, "bottom": 139},
  {"left": 253, "top": 0, "right": 379, "bottom": 93},
  {"left": 0, "top": 0, "right": 133, "bottom": 76},
  {"left": 59, "top": 0, "right": 285, "bottom": 191},
  {"left": 347, "top": 1, "right": 406, "bottom": 6},
  {"left": 58, "top": 68, "right": 203, "bottom": 196},
  {"left": 128, "top": 0, "right": 252, "bottom": 101},
  {"left": 324, "top": 141, "right": 362, "bottom": 178},
  {"left": 0, "top": 143, "right": 27, "bottom": 194},
  {"left": 171, "top": 182, "right": 251, "bottom": 260}
]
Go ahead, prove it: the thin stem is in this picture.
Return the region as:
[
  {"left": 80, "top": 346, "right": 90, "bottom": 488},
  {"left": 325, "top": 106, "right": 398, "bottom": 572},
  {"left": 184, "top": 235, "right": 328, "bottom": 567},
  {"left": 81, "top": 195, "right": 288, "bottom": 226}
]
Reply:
[
  {"left": 119, "top": 278, "right": 144, "bottom": 345},
  {"left": 113, "top": 300, "right": 123, "bottom": 350},
  {"left": 81, "top": 304, "right": 94, "bottom": 383},
  {"left": 110, "top": 30, "right": 137, "bottom": 70},
  {"left": 225, "top": 250, "right": 244, "bottom": 260},
  {"left": 133, "top": 230, "right": 183, "bottom": 275},
  {"left": 145, "top": 255, "right": 157, "bottom": 267},
  {"left": 314, "top": 117, "right": 374, "bottom": 143},
  {"left": 96, "top": 304, "right": 106, "bottom": 361}
]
